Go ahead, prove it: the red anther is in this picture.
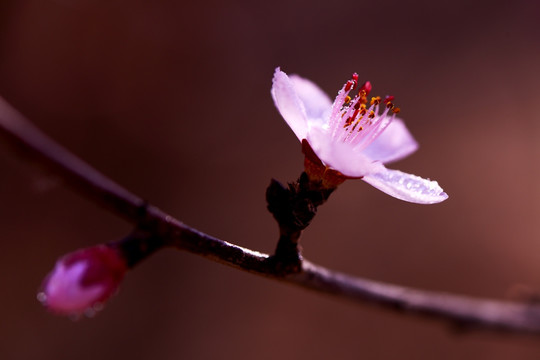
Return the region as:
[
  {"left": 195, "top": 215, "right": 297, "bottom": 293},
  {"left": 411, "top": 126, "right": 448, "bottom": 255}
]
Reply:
[
  {"left": 383, "top": 95, "right": 395, "bottom": 104},
  {"left": 351, "top": 73, "right": 359, "bottom": 90},
  {"left": 344, "top": 74, "right": 359, "bottom": 92},
  {"left": 359, "top": 81, "right": 372, "bottom": 96}
]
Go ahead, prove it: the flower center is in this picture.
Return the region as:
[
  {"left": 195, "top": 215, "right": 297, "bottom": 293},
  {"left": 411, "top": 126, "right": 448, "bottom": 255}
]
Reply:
[{"left": 328, "top": 74, "right": 401, "bottom": 151}]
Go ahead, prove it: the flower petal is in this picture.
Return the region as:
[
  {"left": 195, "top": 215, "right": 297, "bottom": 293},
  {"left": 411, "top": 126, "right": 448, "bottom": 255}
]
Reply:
[
  {"left": 43, "top": 262, "right": 105, "bottom": 314},
  {"left": 288, "top": 74, "right": 332, "bottom": 126},
  {"left": 362, "top": 168, "right": 448, "bottom": 204},
  {"left": 271, "top": 68, "right": 309, "bottom": 140},
  {"left": 307, "top": 126, "right": 384, "bottom": 177},
  {"left": 362, "top": 118, "right": 418, "bottom": 164}
]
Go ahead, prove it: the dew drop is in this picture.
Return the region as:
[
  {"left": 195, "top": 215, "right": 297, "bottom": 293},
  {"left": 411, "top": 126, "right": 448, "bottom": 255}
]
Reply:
[
  {"left": 36, "top": 292, "right": 47, "bottom": 304},
  {"left": 93, "top": 302, "right": 104, "bottom": 312},
  {"left": 84, "top": 307, "right": 97, "bottom": 318}
]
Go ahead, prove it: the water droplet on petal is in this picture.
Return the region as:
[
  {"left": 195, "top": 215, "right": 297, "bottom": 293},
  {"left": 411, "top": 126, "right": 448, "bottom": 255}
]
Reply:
[{"left": 37, "top": 292, "right": 47, "bottom": 303}]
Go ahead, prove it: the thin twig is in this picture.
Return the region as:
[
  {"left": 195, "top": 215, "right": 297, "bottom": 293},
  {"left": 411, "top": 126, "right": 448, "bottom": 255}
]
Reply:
[{"left": 1, "top": 96, "right": 540, "bottom": 335}]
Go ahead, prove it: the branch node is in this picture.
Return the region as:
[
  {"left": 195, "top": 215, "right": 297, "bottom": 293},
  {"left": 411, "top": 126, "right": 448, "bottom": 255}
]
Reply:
[
  {"left": 265, "top": 172, "right": 335, "bottom": 270},
  {"left": 111, "top": 229, "right": 164, "bottom": 268}
]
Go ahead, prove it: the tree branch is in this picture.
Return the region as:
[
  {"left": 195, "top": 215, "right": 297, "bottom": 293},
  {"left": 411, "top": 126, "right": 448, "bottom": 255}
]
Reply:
[{"left": 1, "top": 95, "right": 540, "bottom": 335}]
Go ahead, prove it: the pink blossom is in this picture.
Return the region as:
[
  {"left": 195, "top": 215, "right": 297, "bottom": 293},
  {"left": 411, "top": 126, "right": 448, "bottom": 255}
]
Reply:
[
  {"left": 38, "top": 245, "right": 127, "bottom": 316},
  {"left": 271, "top": 68, "right": 448, "bottom": 204}
]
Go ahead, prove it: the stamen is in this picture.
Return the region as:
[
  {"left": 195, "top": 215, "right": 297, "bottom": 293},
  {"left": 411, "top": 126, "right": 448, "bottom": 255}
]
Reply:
[
  {"left": 383, "top": 95, "right": 394, "bottom": 104},
  {"left": 357, "top": 90, "right": 366, "bottom": 105},
  {"left": 331, "top": 75, "right": 401, "bottom": 146},
  {"left": 359, "top": 106, "right": 367, "bottom": 115},
  {"left": 384, "top": 95, "right": 396, "bottom": 109},
  {"left": 330, "top": 76, "right": 360, "bottom": 137},
  {"left": 352, "top": 104, "right": 394, "bottom": 151},
  {"left": 359, "top": 81, "right": 372, "bottom": 96},
  {"left": 351, "top": 73, "right": 359, "bottom": 89},
  {"left": 370, "top": 96, "right": 381, "bottom": 106},
  {"left": 351, "top": 123, "right": 363, "bottom": 132},
  {"left": 350, "top": 108, "right": 360, "bottom": 122},
  {"left": 343, "top": 117, "right": 353, "bottom": 127},
  {"left": 344, "top": 73, "right": 359, "bottom": 91}
]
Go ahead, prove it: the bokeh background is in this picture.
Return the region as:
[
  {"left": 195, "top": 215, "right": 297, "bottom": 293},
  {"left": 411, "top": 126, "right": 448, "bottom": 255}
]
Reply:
[{"left": 1, "top": 0, "right": 540, "bottom": 359}]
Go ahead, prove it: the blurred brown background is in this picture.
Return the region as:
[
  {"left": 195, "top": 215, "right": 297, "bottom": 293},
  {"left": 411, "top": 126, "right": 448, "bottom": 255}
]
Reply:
[{"left": 1, "top": 0, "right": 540, "bottom": 359}]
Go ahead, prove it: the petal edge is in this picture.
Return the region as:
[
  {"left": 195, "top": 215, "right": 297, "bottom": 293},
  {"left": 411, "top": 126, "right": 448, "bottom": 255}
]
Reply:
[
  {"left": 271, "top": 68, "right": 309, "bottom": 141},
  {"left": 362, "top": 168, "right": 448, "bottom": 204}
]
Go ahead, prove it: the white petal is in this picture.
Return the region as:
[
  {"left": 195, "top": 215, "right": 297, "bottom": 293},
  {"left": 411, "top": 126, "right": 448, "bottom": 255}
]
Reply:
[
  {"left": 307, "top": 126, "right": 384, "bottom": 177},
  {"left": 362, "top": 168, "right": 448, "bottom": 204},
  {"left": 362, "top": 118, "right": 418, "bottom": 164},
  {"left": 288, "top": 74, "right": 332, "bottom": 126},
  {"left": 271, "top": 68, "right": 309, "bottom": 140}
]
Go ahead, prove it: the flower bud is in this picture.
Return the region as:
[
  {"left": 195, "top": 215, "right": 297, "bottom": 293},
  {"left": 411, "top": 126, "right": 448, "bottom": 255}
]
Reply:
[{"left": 38, "top": 245, "right": 127, "bottom": 316}]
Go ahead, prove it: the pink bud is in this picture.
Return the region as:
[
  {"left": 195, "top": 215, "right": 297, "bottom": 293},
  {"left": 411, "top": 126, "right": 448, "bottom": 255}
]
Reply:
[{"left": 38, "top": 245, "right": 127, "bottom": 316}]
